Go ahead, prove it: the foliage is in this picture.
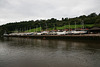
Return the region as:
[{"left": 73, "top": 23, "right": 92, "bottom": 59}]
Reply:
[{"left": 0, "top": 12, "right": 100, "bottom": 34}]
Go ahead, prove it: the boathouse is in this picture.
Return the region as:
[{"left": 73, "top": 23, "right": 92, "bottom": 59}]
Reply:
[{"left": 88, "top": 27, "right": 100, "bottom": 34}]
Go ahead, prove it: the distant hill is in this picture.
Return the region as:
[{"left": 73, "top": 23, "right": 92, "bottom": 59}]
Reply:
[{"left": 0, "top": 12, "right": 100, "bottom": 35}]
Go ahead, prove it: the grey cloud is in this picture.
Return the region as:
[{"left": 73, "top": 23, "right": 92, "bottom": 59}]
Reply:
[{"left": 0, "top": 0, "right": 100, "bottom": 25}]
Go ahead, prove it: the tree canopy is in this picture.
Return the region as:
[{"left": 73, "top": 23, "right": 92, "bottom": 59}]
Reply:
[{"left": 0, "top": 12, "right": 100, "bottom": 35}]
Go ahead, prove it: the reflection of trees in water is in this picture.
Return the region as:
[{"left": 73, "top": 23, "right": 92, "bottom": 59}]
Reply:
[
  {"left": 0, "top": 37, "right": 100, "bottom": 67},
  {"left": 4, "top": 38, "right": 61, "bottom": 50},
  {"left": 3, "top": 37, "right": 100, "bottom": 52},
  {"left": 46, "top": 40, "right": 58, "bottom": 49},
  {"left": 86, "top": 42, "right": 100, "bottom": 49},
  {"left": 1, "top": 37, "right": 100, "bottom": 66},
  {"left": 59, "top": 40, "right": 87, "bottom": 51},
  {"left": 5, "top": 38, "right": 36, "bottom": 47},
  {"left": 0, "top": 37, "right": 13, "bottom": 42}
]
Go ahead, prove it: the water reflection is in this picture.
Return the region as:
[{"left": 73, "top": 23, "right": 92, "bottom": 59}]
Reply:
[{"left": 0, "top": 37, "right": 100, "bottom": 67}]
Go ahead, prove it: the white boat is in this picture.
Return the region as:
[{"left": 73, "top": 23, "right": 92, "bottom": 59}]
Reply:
[
  {"left": 41, "top": 31, "right": 49, "bottom": 35},
  {"left": 70, "top": 30, "right": 87, "bottom": 34},
  {"left": 49, "top": 31, "right": 57, "bottom": 35},
  {"left": 71, "top": 31, "right": 80, "bottom": 34},
  {"left": 65, "top": 30, "right": 87, "bottom": 35},
  {"left": 37, "top": 32, "right": 42, "bottom": 35},
  {"left": 78, "top": 30, "right": 87, "bottom": 34},
  {"left": 66, "top": 31, "right": 72, "bottom": 35},
  {"left": 56, "top": 31, "right": 66, "bottom": 35},
  {"left": 67, "top": 21, "right": 87, "bottom": 35}
]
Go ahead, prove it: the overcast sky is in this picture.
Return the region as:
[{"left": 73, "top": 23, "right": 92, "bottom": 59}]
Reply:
[{"left": 0, "top": 0, "right": 100, "bottom": 25}]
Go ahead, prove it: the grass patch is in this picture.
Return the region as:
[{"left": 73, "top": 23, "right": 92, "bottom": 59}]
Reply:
[
  {"left": 56, "top": 24, "right": 94, "bottom": 29},
  {"left": 15, "top": 24, "right": 94, "bottom": 32}
]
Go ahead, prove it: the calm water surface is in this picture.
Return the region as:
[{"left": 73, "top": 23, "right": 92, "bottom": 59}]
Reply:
[{"left": 0, "top": 37, "right": 100, "bottom": 67}]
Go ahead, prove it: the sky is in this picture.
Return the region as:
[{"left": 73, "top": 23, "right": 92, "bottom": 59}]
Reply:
[{"left": 0, "top": 0, "right": 100, "bottom": 25}]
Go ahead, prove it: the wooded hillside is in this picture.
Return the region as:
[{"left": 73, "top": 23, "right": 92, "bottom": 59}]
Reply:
[{"left": 0, "top": 13, "right": 100, "bottom": 34}]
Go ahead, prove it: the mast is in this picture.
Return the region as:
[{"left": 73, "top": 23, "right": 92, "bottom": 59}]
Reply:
[
  {"left": 53, "top": 24, "right": 56, "bottom": 30},
  {"left": 40, "top": 25, "right": 41, "bottom": 32},
  {"left": 29, "top": 27, "right": 31, "bottom": 32},
  {"left": 45, "top": 23, "right": 47, "bottom": 31},
  {"left": 34, "top": 27, "right": 35, "bottom": 32},
  {"left": 26, "top": 27, "right": 28, "bottom": 32},
  {"left": 36, "top": 26, "right": 37, "bottom": 32},
  {"left": 75, "top": 22, "right": 76, "bottom": 31},
  {"left": 81, "top": 20, "right": 84, "bottom": 30},
  {"left": 69, "top": 22, "right": 70, "bottom": 31}
]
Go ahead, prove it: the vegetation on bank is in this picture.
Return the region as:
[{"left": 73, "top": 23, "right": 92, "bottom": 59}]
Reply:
[
  {"left": 0, "top": 12, "right": 100, "bottom": 35},
  {"left": 21, "top": 24, "right": 93, "bottom": 32}
]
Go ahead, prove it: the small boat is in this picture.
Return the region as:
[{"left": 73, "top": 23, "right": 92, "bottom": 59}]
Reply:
[
  {"left": 49, "top": 31, "right": 57, "bottom": 35},
  {"left": 37, "top": 32, "right": 42, "bottom": 35},
  {"left": 41, "top": 31, "right": 49, "bottom": 35},
  {"left": 56, "top": 31, "right": 66, "bottom": 35}
]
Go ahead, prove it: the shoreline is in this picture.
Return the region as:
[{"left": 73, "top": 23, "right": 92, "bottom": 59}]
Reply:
[{"left": 4, "top": 34, "right": 100, "bottom": 40}]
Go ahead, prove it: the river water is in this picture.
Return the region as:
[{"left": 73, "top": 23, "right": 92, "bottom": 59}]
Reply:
[{"left": 0, "top": 37, "right": 100, "bottom": 67}]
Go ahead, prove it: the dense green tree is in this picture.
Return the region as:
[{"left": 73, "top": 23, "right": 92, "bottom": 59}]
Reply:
[
  {"left": 88, "top": 13, "right": 97, "bottom": 17},
  {"left": 0, "top": 12, "right": 100, "bottom": 35}
]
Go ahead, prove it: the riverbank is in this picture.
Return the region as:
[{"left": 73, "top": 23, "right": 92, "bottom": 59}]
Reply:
[{"left": 4, "top": 34, "right": 100, "bottom": 40}]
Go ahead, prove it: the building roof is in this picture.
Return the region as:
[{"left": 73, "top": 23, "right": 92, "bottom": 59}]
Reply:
[{"left": 89, "top": 27, "right": 100, "bottom": 30}]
